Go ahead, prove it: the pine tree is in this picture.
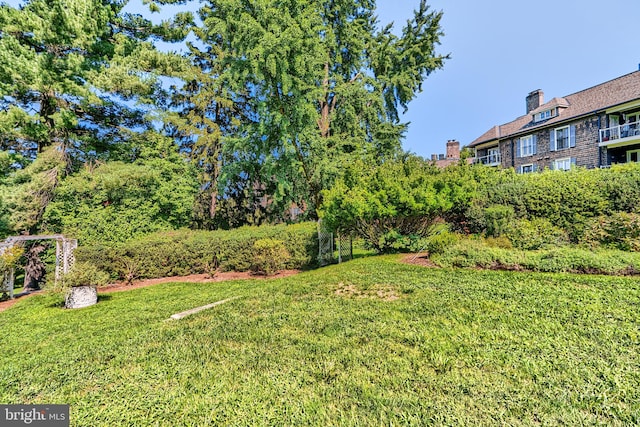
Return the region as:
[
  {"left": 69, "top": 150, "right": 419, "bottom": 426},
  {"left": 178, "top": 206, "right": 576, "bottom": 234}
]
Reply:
[
  {"left": 165, "top": 38, "right": 241, "bottom": 228},
  {"left": 0, "top": 0, "right": 191, "bottom": 160},
  {"left": 0, "top": 0, "right": 192, "bottom": 235}
]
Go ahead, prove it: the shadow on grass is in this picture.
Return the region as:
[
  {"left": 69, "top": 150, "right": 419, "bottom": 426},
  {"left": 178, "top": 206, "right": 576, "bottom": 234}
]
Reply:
[
  {"left": 43, "top": 294, "right": 113, "bottom": 309},
  {"left": 97, "top": 294, "right": 113, "bottom": 303},
  {"left": 352, "top": 250, "right": 377, "bottom": 260},
  {"left": 47, "top": 300, "right": 65, "bottom": 309}
]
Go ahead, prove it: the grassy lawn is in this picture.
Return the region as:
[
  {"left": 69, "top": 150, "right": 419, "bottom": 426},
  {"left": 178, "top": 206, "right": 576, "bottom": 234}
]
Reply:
[{"left": 1, "top": 256, "right": 639, "bottom": 426}]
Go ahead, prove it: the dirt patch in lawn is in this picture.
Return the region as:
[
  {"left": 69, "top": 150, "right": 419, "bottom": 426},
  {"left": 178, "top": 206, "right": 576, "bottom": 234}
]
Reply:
[
  {"left": 400, "top": 253, "right": 438, "bottom": 268},
  {"left": 0, "top": 270, "right": 300, "bottom": 313},
  {"left": 334, "top": 282, "right": 400, "bottom": 301},
  {"left": 0, "top": 290, "right": 44, "bottom": 312}
]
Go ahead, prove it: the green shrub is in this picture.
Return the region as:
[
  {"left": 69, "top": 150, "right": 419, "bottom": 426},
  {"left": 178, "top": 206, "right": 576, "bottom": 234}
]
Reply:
[
  {"left": 602, "top": 163, "right": 640, "bottom": 212},
  {"left": 463, "top": 163, "right": 640, "bottom": 243},
  {"left": 431, "top": 238, "right": 524, "bottom": 270},
  {"left": 75, "top": 244, "right": 124, "bottom": 280},
  {"left": 424, "top": 228, "right": 461, "bottom": 255},
  {"left": 42, "top": 159, "right": 199, "bottom": 245},
  {"left": 524, "top": 248, "right": 640, "bottom": 275},
  {"left": 321, "top": 162, "right": 640, "bottom": 252},
  {"left": 487, "top": 168, "right": 608, "bottom": 238},
  {"left": 582, "top": 212, "right": 640, "bottom": 251},
  {"left": 483, "top": 204, "right": 515, "bottom": 237},
  {"left": 431, "top": 237, "right": 640, "bottom": 275},
  {"left": 504, "top": 218, "right": 569, "bottom": 250},
  {"left": 61, "top": 262, "right": 111, "bottom": 288},
  {"left": 483, "top": 236, "right": 513, "bottom": 249},
  {"left": 250, "top": 238, "right": 290, "bottom": 275},
  {"left": 320, "top": 156, "right": 454, "bottom": 253},
  {"left": 75, "top": 222, "right": 318, "bottom": 280}
]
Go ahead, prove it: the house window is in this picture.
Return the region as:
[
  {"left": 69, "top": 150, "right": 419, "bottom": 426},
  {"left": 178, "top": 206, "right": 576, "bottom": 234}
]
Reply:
[
  {"left": 550, "top": 125, "right": 576, "bottom": 151},
  {"left": 552, "top": 157, "right": 575, "bottom": 171},
  {"left": 519, "top": 164, "right": 535, "bottom": 174},
  {"left": 517, "top": 135, "right": 537, "bottom": 157},
  {"left": 556, "top": 127, "right": 570, "bottom": 150},
  {"left": 627, "top": 149, "right": 640, "bottom": 163}
]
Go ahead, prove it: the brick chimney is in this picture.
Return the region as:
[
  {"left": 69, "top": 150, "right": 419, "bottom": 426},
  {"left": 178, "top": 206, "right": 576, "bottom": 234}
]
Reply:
[
  {"left": 446, "top": 140, "right": 460, "bottom": 159},
  {"left": 526, "top": 89, "right": 544, "bottom": 114}
]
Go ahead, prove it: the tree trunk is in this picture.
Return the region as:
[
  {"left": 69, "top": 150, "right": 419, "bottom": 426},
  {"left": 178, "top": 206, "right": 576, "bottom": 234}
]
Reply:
[
  {"left": 318, "top": 62, "right": 331, "bottom": 138},
  {"left": 39, "top": 89, "right": 58, "bottom": 153}
]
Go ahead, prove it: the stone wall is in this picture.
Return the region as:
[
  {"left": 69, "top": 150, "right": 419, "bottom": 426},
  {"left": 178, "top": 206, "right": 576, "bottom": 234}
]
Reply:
[{"left": 499, "top": 114, "right": 604, "bottom": 171}]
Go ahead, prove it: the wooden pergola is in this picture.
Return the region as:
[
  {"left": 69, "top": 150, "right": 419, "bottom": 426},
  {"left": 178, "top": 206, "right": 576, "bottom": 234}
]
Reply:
[{"left": 0, "top": 234, "right": 77, "bottom": 299}]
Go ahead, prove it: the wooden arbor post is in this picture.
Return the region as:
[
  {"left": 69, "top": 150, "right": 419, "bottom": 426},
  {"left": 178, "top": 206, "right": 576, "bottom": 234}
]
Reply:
[
  {"left": 0, "top": 234, "right": 77, "bottom": 299},
  {"left": 55, "top": 237, "right": 78, "bottom": 282},
  {"left": 1, "top": 265, "right": 15, "bottom": 300}
]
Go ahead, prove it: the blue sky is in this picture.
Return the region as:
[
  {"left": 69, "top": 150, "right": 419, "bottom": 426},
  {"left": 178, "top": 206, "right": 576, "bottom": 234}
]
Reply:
[{"left": 377, "top": 0, "right": 640, "bottom": 158}]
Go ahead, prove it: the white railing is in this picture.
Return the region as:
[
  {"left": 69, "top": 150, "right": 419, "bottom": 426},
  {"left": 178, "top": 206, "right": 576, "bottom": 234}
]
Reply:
[
  {"left": 474, "top": 152, "right": 501, "bottom": 165},
  {"left": 599, "top": 120, "right": 640, "bottom": 143}
]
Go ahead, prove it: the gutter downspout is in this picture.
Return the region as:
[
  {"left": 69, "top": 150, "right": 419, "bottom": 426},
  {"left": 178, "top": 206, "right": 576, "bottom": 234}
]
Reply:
[
  {"left": 597, "top": 114, "right": 602, "bottom": 167},
  {"left": 510, "top": 139, "right": 515, "bottom": 168}
]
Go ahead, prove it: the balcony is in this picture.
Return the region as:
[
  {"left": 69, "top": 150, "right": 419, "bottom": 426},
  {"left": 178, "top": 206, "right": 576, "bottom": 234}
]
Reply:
[
  {"left": 599, "top": 120, "right": 640, "bottom": 147},
  {"left": 474, "top": 152, "right": 501, "bottom": 166}
]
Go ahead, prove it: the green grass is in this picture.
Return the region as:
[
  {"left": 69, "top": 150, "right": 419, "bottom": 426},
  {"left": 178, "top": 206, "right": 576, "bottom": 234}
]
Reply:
[{"left": 1, "top": 256, "right": 639, "bottom": 426}]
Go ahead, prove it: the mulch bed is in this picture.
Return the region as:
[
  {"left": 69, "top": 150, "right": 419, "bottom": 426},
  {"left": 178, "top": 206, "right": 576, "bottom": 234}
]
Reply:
[
  {"left": 1, "top": 255, "right": 441, "bottom": 313},
  {"left": 0, "top": 270, "right": 300, "bottom": 313},
  {"left": 400, "top": 253, "right": 438, "bottom": 268}
]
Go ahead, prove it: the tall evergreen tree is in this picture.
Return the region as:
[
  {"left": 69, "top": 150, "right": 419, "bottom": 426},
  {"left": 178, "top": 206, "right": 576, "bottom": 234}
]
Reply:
[
  {"left": 0, "top": 0, "right": 191, "bottom": 161},
  {"left": 196, "top": 0, "right": 447, "bottom": 219},
  {"left": 0, "top": 0, "right": 191, "bottom": 235},
  {"left": 165, "top": 38, "right": 242, "bottom": 228}
]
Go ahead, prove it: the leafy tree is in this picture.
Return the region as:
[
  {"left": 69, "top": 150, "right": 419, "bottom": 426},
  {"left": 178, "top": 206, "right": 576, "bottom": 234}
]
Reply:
[
  {"left": 320, "top": 155, "right": 453, "bottom": 252},
  {"left": 42, "top": 141, "right": 199, "bottom": 244},
  {"left": 195, "top": 0, "right": 447, "bottom": 220}
]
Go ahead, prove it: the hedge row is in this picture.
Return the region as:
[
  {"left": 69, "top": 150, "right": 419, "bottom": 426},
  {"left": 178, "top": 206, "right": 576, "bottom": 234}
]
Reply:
[
  {"left": 430, "top": 238, "right": 640, "bottom": 276},
  {"left": 321, "top": 159, "right": 640, "bottom": 252},
  {"left": 464, "top": 163, "right": 640, "bottom": 241},
  {"left": 75, "top": 222, "right": 319, "bottom": 281}
]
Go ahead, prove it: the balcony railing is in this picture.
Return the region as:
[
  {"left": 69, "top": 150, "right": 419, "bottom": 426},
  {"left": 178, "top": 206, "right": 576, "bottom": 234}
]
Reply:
[
  {"left": 599, "top": 120, "right": 640, "bottom": 144},
  {"left": 474, "top": 152, "right": 501, "bottom": 166}
]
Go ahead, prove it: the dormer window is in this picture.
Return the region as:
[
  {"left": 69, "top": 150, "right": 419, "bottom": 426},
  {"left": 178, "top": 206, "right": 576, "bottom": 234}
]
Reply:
[{"left": 534, "top": 108, "right": 554, "bottom": 122}]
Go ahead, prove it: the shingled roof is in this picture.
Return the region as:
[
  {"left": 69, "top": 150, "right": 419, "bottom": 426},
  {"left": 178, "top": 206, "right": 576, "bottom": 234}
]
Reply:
[{"left": 470, "top": 71, "right": 640, "bottom": 147}]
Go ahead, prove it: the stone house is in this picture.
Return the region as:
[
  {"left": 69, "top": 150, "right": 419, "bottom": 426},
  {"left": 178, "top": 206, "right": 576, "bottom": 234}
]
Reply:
[{"left": 469, "top": 70, "right": 640, "bottom": 172}]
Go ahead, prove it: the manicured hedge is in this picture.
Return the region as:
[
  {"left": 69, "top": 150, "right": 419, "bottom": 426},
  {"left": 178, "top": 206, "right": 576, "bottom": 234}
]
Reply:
[{"left": 75, "top": 222, "right": 319, "bottom": 280}]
